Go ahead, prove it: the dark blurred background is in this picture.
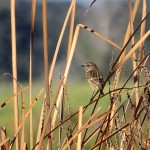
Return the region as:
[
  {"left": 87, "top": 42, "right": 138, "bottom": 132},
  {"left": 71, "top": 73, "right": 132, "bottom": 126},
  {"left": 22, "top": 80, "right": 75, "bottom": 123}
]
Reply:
[{"left": 0, "top": 0, "right": 149, "bottom": 81}]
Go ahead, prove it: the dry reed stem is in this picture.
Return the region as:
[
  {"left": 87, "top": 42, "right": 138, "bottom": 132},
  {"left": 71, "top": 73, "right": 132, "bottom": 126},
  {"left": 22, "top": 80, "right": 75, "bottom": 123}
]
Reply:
[
  {"left": 67, "top": 0, "right": 76, "bottom": 62},
  {"left": 105, "top": 11, "right": 149, "bottom": 86},
  {"left": 49, "top": 5, "right": 128, "bottom": 138},
  {"left": 108, "top": 0, "right": 141, "bottom": 133},
  {"left": 139, "top": 0, "right": 146, "bottom": 60},
  {"left": 37, "top": 77, "right": 64, "bottom": 150},
  {"left": 123, "top": 0, "right": 140, "bottom": 48},
  {"left": 42, "top": 0, "right": 51, "bottom": 149},
  {"left": 22, "top": 143, "right": 28, "bottom": 150},
  {"left": 3, "top": 74, "right": 26, "bottom": 149},
  {"left": 46, "top": 88, "right": 129, "bottom": 143},
  {"left": 82, "top": 95, "right": 99, "bottom": 143},
  {"left": 128, "top": 0, "right": 139, "bottom": 108},
  {"left": 0, "top": 87, "right": 28, "bottom": 110},
  {"left": 29, "top": 0, "right": 37, "bottom": 148},
  {"left": 84, "top": 119, "right": 107, "bottom": 148},
  {"left": 82, "top": 111, "right": 111, "bottom": 147},
  {"left": 78, "top": 24, "right": 122, "bottom": 51},
  {"left": 119, "top": 52, "right": 150, "bottom": 95},
  {"left": 128, "top": 3, "right": 146, "bottom": 145},
  {"left": 33, "top": 78, "right": 149, "bottom": 149},
  {"left": 9, "top": 88, "right": 44, "bottom": 149},
  {"left": 46, "top": 3, "right": 76, "bottom": 136},
  {"left": 109, "top": 0, "right": 140, "bottom": 74},
  {"left": 85, "top": 110, "right": 112, "bottom": 129},
  {"left": 0, "top": 138, "right": 10, "bottom": 149},
  {"left": 4, "top": 74, "right": 26, "bottom": 150},
  {"left": 10, "top": 0, "right": 19, "bottom": 149},
  {"left": 62, "top": 107, "right": 101, "bottom": 150},
  {"left": 48, "top": 0, "right": 75, "bottom": 86},
  {"left": 91, "top": 124, "right": 130, "bottom": 150},
  {"left": 114, "top": 30, "right": 150, "bottom": 72},
  {"left": 51, "top": 24, "right": 80, "bottom": 131},
  {"left": 107, "top": 28, "right": 149, "bottom": 83},
  {"left": 35, "top": 101, "right": 45, "bottom": 150},
  {"left": 41, "top": 1, "right": 76, "bottom": 149},
  {"left": 20, "top": 88, "right": 25, "bottom": 149},
  {"left": 63, "top": 0, "right": 76, "bottom": 111},
  {"left": 0, "top": 127, "right": 10, "bottom": 150},
  {"left": 77, "top": 106, "right": 83, "bottom": 150}
]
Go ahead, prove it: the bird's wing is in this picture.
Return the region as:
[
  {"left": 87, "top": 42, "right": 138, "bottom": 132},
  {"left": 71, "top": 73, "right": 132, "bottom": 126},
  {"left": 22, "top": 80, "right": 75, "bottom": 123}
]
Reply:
[{"left": 87, "top": 70, "right": 104, "bottom": 86}]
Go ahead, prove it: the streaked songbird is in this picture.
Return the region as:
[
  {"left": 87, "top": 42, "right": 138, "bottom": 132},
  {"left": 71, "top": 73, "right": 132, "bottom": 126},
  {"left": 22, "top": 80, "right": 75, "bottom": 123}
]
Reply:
[{"left": 81, "top": 62, "right": 104, "bottom": 96}]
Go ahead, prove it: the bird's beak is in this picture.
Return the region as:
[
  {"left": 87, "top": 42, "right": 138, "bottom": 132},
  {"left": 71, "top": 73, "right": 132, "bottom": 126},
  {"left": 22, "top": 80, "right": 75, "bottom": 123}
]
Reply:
[{"left": 81, "top": 64, "right": 85, "bottom": 68}]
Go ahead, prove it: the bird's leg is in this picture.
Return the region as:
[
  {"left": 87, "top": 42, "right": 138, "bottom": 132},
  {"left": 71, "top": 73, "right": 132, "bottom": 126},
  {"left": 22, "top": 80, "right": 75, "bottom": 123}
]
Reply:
[
  {"left": 98, "top": 88, "right": 104, "bottom": 97},
  {"left": 90, "top": 90, "right": 95, "bottom": 101}
]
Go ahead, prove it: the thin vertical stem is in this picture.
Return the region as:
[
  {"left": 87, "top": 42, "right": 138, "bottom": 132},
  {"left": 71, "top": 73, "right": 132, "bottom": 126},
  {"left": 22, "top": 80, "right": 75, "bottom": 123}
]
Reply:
[
  {"left": 29, "top": 0, "right": 37, "bottom": 149},
  {"left": 139, "top": 0, "right": 146, "bottom": 61},
  {"left": 10, "top": 0, "right": 19, "bottom": 149},
  {"left": 51, "top": 25, "right": 80, "bottom": 130},
  {"left": 109, "top": 0, "right": 140, "bottom": 132},
  {"left": 67, "top": 0, "right": 76, "bottom": 62},
  {"left": 48, "top": 0, "right": 75, "bottom": 86},
  {"left": 0, "top": 127, "right": 10, "bottom": 149},
  {"left": 128, "top": 0, "right": 139, "bottom": 107},
  {"left": 42, "top": 0, "right": 51, "bottom": 149},
  {"left": 77, "top": 106, "right": 83, "bottom": 150},
  {"left": 20, "top": 89, "right": 25, "bottom": 149},
  {"left": 37, "top": 77, "right": 64, "bottom": 150}
]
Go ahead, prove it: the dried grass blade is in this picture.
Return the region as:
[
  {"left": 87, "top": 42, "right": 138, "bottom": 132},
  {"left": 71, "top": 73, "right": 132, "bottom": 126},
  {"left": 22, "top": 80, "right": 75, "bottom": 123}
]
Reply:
[
  {"left": 20, "top": 89, "right": 25, "bottom": 149},
  {"left": 0, "top": 127, "right": 10, "bottom": 150},
  {"left": 9, "top": 88, "right": 44, "bottom": 149},
  {"left": 37, "top": 77, "right": 64, "bottom": 150},
  {"left": 123, "top": 0, "right": 140, "bottom": 47},
  {"left": 67, "top": 0, "right": 76, "bottom": 62},
  {"left": 22, "top": 143, "right": 28, "bottom": 150},
  {"left": 62, "top": 107, "right": 101, "bottom": 150},
  {"left": 51, "top": 25, "right": 80, "bottom": 130},
  {"left": 109, "top": 11, "right": 149, "bottom": 77},
  {"left": 82, "top": 111, "right": 112, "bottom": 147},
  {"left": 10, "top": 0, "right": 19, "bottom": 149},
  {"left": 37, "top": 88, "right": 129, "bottom": 149},
  {"left": 0, "top": 138, "right": 10, "bottom": 149},
  {"left": 79, "top": 24, "right": 122, "bottom": 51},
  {"left": 119, "top": 51, "right": 150, "bottom": 94},
  {"left": 48, "top": 0, "right": 75, "bottom": 86},
  {"left": 29, "top": 0, "right": 37, "bottom": 148},
  {"left": 91, "top": 123, "right": 130, "bottom": 150},
  {"left": 77, "top": 106, "right": 83, "bottom": 150},
  {"left": 128, "top": 0, "right": 139, "bottom": 107},
  {"left": 42, "top": 0, "right": 51, "bottom": 148},
  {"left": 35, "top": 100, "right": 45, "bottom": 150},
  {"left": 139, "top": 0, "right": 146, "bottom": 60},
  {"left": 82, "top": 95, "right": 99, "bottom": 144},
  {"left": 85, "top": 110, "right": 111, "bottom": 129},
  {"left": 0, "top": 87, "right": 28, "bottom": 110},
  {"left": 105, "top": 1, "right": 143, "bottom": 88},
  {"left": 114, "top": 30, "right": 150, "bottom": 72}
]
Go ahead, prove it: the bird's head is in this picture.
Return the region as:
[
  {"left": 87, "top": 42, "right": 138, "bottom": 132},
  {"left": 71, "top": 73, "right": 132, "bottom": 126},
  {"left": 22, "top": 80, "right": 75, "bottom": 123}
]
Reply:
[{"left": 81, "top": 62, "right": 98, "bottom": 72}]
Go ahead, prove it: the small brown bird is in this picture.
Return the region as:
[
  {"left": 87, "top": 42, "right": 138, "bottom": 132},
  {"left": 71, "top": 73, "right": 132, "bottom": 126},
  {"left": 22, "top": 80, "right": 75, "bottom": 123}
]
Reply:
[{"left": 81, "top": 62, "right": 104, "bottom": 95}]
